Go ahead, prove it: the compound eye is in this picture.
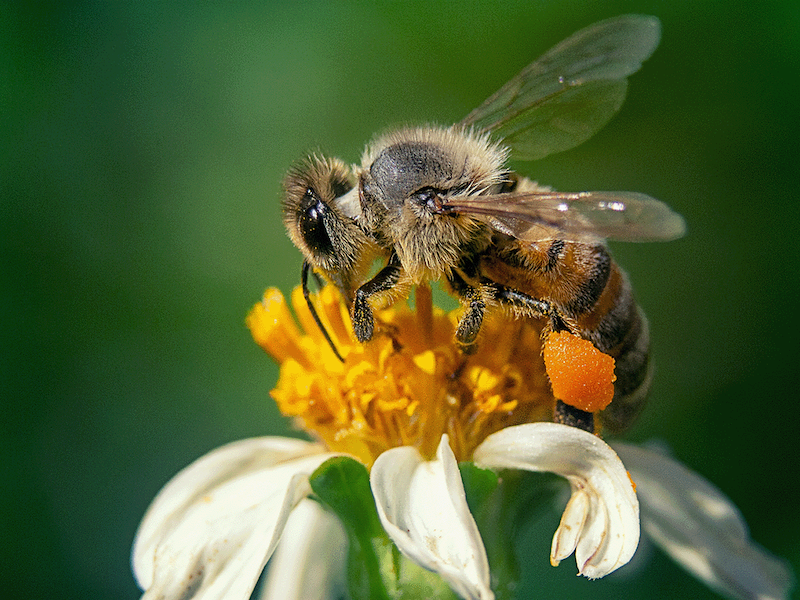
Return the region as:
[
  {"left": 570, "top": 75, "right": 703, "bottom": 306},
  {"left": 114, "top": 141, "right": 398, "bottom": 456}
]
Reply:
[{"left": 298, "top": 188, "right": 334, "bottom": 257}]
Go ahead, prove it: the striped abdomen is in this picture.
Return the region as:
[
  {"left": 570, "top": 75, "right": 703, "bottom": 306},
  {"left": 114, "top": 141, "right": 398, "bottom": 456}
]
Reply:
[{"left": 479, "top": 237, "right": 652, "bottom": 433}]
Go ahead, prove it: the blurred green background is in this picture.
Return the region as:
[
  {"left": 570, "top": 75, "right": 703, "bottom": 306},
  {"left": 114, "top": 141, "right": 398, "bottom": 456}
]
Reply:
[{"left": 3, "top": 1, "right": 798, "bottom": 598}]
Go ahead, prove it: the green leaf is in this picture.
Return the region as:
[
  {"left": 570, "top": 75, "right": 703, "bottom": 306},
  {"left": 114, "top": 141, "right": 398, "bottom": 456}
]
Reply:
[{"left": 310, "top": 456, "right": 392, "bottom": 600}]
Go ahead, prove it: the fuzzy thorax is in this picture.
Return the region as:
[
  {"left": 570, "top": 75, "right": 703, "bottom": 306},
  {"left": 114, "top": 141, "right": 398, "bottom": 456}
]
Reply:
[{"left": 358, "top": 126, "right": 510, "bottom": 282}]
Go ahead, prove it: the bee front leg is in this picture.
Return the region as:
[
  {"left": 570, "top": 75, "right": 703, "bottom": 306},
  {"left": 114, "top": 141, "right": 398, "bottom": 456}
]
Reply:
[{"left": 352, "top": 255, "right": 403, "bottom": 342}]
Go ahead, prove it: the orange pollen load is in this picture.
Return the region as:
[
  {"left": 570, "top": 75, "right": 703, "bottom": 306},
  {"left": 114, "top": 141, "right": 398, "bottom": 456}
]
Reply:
[{"left": 543, "top": 330, "right": 616, "bottom": 413}]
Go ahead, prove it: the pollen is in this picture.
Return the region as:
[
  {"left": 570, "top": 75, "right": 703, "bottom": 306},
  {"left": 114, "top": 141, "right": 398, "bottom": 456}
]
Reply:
[
  {"left": 543, "top": 330, "right": 616, "bottom": 412},
  {"left": 248, "top": 285, "right": 557, "bottom": 465}
]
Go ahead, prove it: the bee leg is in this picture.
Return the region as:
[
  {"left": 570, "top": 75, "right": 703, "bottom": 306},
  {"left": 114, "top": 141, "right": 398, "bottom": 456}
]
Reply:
[
  {"left": 456, "top": 287, "right": 486, "bottom": 354},
  {"left": 492, "top": 284, "right": 595, "bottom": 432},
  {"left": 493, "top": 285, "right": 572, "bottom": 332},
  {"left": 448, "top": 270, "right": 486, "bottom": 353},
  {"left": 493, "top": 285, "right": 552, "bottom": 320},
  {"left": 352, "top": 255, "right": 402, "bottom": 342},
  {"left": 554, "top": 401, "right": 595, "bottom": 433}
]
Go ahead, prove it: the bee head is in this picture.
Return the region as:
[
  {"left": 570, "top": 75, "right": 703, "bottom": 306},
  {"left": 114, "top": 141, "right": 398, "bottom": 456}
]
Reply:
[{"left": 282, "top": 156, "right": 373, "bottom": 283}]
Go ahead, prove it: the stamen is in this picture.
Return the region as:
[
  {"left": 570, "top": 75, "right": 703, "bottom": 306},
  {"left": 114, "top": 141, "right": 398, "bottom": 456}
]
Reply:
[
  {"left": 247, "top": 289, "right": 310, "bottom": 369},
  {"left": 248, "top": 286, "right": 603, "bottom": 465}
]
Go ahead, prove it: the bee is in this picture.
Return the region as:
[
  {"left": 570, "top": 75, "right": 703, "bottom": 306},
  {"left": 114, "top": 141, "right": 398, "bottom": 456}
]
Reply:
[{"left": 281, "top": 15, "right": 685, "bottom": 432}]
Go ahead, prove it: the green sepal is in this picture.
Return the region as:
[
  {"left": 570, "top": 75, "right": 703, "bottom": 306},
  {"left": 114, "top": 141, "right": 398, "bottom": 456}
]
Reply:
[
  {"left": 460, "top": 463, "right": 565, "bottom": 600},
  {"left": 310, "top": 456, "right": 459, "bottom": 600},
  {"left": 310, "top": 456, "right": 392, "bottom": 600},
  {"left": 459, "top": 461, "right": 500, "bottom": 510}
]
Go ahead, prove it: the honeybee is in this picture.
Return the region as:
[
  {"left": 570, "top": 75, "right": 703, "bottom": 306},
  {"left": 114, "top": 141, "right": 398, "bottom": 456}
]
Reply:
[{"left": 281, "top": 15, "right": 685, "bottom": 432}]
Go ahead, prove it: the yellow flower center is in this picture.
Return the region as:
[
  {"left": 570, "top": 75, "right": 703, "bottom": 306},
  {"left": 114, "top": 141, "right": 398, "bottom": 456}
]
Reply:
[{"left": 247, "top": 285, "right": 554, "bottom": 466}]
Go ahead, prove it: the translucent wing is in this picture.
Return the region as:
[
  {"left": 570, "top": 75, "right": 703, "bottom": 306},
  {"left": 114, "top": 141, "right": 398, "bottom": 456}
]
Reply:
[
  {"left": 442, "top": 190, "right": 686, "bottom": 243},
  {"left": 459, "top": 15, "right": 661, "bottom": 161}
]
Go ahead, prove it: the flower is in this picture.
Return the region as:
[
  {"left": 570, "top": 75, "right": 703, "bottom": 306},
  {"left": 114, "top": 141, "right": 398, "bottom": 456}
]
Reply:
[
  {"left": 132, "top": 286, "right": 794, "bottom": 600},
  {"left": 132, "top": 437, "right": 341, "bottom": 600},
  {"left": 613, "top": 442, "right": 794, "bottom": 600},
  {"left": 248, "top": 286, "right": 553, "bottom": 466}
]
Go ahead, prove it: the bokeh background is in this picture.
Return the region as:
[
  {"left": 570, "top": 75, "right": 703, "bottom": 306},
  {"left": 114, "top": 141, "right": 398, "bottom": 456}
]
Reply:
[{"left": 3, "top": 1, "right": 799, "bottom": 598}]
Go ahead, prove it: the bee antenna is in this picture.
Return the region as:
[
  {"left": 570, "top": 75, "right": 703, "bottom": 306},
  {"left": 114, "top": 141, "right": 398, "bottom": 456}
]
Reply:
[{"left": 301, "top": 261, "right": 345, "bottom": 363}]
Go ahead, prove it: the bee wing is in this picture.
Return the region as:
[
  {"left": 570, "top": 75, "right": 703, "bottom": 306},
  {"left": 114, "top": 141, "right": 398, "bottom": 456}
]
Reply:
[
  {"left": 444, "top": 190, "right": 686, "bottom": 243},
  {"left": 459, "top": 15, "right": 661, "bottom": 161}
]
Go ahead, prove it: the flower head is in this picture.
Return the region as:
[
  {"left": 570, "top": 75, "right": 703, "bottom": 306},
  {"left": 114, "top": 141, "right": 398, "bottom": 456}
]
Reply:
[
  {"left": 246, "top": 285, "right": 553, "bottom": 465},
  {"left": 243, "top": 285, "right": 639, "bottom": 592},
  {"left": 133, "top": 285, "right": 794, "bottom": 600}
]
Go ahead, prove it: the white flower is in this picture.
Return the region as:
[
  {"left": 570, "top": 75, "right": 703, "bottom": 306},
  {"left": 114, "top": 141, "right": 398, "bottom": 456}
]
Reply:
[
  {"left": 370, "top": 435, "right": 493, "bottom": 600},
  {"left": 256, "top": 498, "right": 347, "bottom": 600},
  {"left": 132, "top": 426, "right": 793, "bottom": 600},
  {"left": 472, "top": 423, "right": 639, "bottom": 579},
  {"left": 133, "top": 424, "right": 639, "bottom": 600},
  {"left": 134, "top": 287, "right": 792, "bottom": 599},
  {"left": 132, "top": 437, "right": 341, "bottom": 600},
  {"left": 613, "top": 442, "right": 794, "bottom": 600}
]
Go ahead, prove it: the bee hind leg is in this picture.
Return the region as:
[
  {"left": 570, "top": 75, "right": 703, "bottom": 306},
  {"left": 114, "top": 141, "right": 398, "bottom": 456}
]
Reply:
[
  {"left": 492, "top": 284, "right": 570, "bottom": 330},
  {"left": 554, "top": 400, "right": 595, "bottom": 433},
  {"left": 492, "top": 284, "right": 595, "bottom": 433}
]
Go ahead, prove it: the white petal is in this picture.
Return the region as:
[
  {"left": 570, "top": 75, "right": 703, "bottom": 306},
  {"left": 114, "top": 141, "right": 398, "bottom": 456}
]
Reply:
[
  {"left": 614, "top": 442, "right": 795, "bottom": 600},
  {"left": 370, "top": 435, "right": 494, "bottom": 600},
  {"left": 551, "top": 489, "right": 590, "bottom": 565},
  {"left": 132, "top": 437, "right": 339, "bottom": 600},
  {"left": 258, "top": 498, "right": 347, "bottom": 600},
  {"left": 473, "top": 422, "right": 639, "bottom": 578}
]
